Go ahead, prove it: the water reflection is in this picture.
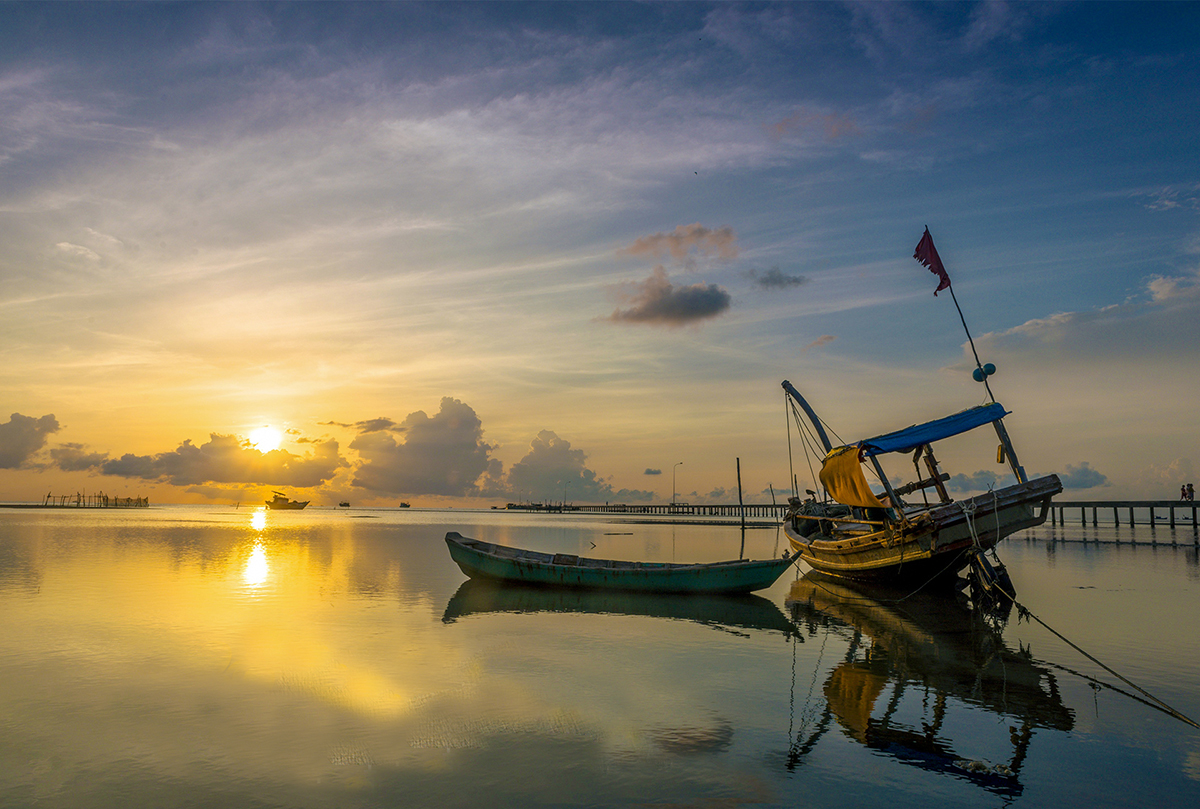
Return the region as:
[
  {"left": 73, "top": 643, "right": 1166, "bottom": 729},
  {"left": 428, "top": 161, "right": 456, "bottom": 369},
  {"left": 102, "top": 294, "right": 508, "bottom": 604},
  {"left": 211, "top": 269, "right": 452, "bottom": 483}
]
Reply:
[
  {"left": 442, "top": 578, "right": 798, "bottom": 638},
  {"left": 784, "top": 573, "right": 1074, "bottom": 798},
  {"left": 243, "top": 540, "right": 269, "bottom": 588},
  {"left": 250, "top": 507, "right": 267, "bottom": 532}
]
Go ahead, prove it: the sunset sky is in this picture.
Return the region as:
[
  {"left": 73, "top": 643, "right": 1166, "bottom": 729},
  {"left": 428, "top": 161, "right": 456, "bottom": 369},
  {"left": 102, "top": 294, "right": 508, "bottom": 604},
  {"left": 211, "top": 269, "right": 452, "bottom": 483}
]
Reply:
[{"left": 2, "top": 1, "right": 1198, "bottom": 506}]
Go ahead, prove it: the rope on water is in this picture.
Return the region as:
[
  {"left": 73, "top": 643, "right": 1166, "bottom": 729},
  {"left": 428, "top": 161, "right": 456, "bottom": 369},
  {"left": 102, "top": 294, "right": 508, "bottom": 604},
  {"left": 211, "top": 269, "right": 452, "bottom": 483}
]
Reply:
[{"left": 1007, "top": 595, "right": 1199, "bottom": 730}]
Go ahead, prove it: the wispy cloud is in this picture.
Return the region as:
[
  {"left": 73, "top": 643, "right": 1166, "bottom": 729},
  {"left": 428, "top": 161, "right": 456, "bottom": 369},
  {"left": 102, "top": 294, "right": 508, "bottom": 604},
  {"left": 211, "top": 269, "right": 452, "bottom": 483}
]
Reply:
[{"left": 618, "top": 223, "right": 739, "bottom": 266}]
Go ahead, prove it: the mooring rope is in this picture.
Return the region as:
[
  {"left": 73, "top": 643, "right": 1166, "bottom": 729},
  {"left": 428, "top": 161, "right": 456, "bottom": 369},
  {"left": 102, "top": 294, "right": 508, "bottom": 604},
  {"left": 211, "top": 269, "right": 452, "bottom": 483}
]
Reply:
[{"left": 1004, "top": 590, "right": 1199, "bottom": 730}]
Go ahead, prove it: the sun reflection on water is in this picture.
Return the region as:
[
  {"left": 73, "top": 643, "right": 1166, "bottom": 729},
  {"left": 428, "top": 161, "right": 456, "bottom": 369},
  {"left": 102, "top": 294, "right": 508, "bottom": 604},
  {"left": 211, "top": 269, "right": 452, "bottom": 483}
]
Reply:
[{"left": 243, "top": 541, "right": 269, "bottom": 588}]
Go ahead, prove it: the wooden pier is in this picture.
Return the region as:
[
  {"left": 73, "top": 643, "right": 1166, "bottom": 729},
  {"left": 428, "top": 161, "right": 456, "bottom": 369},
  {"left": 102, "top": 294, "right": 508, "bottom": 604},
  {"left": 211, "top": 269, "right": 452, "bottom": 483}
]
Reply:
[
  {"left": 506, "top": 502, "right": 790, "bottom": 519},
  {"left": 509, "top": 499, "right": 1200, "bottom": 542},
  {"left": 1050, "top": 500, "right": 1198, "bottom": 530},
  {"left": 36, "top": 491, "right": 149, "bottom": 508}
]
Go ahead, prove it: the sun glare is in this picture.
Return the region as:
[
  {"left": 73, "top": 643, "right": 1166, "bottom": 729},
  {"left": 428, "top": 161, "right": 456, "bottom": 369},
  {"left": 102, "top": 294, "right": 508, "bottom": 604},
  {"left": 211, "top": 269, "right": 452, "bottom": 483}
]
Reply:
[{"left": 249, "top": 426, "right": 283, "bottom": 452}]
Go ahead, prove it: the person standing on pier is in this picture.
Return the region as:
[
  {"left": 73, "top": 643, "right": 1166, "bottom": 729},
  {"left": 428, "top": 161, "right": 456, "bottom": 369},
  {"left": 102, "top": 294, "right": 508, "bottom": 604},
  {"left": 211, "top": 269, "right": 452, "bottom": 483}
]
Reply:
[
  {"left": 1183, "top": 485, "right": 1189, "bottom": 500},
  {"left": 1188, "top": 483, "right": 1195, "bottom": 501}
]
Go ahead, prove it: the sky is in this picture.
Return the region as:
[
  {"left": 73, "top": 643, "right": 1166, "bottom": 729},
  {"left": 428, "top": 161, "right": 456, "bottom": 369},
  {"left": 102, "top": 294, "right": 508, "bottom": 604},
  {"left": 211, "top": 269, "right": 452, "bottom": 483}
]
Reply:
[{"left": 2, "top": 1, "right": 1199, "bottom": 507}]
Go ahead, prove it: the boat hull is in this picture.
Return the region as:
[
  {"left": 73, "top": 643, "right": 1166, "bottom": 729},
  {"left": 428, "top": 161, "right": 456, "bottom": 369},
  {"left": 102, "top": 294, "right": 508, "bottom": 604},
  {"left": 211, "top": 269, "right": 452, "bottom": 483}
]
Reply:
[
  {"left": 445, "top": 532, "right": 796, "bottom": 594},
  {"left": 784, "top": 475, "right": 1060, "bottom": 585}
]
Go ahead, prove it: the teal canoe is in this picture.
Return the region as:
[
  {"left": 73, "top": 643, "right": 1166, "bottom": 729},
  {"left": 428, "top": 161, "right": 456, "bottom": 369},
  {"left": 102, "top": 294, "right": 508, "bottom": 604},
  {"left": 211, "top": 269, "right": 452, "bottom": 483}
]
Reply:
[{"left": 444, "top": 532, "right": 797, "bottom": 594}]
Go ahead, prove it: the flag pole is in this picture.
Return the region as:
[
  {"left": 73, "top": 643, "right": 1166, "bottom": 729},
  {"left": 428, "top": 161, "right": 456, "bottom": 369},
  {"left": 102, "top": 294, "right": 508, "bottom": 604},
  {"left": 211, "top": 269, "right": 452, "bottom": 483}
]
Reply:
[
  {"left": 914, "top": 226, "right": 995, "bottom": 403},
  {"left": 945, "top": 284, "right": 995, "bottom": 403}
]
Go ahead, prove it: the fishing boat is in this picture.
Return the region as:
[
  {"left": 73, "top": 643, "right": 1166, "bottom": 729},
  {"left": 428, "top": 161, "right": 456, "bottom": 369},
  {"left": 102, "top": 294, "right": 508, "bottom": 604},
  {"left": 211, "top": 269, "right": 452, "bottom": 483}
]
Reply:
[
  {"left": 265, "top": 491, "right": 310, "bottom": 510},
  {"left": 781, "top": 380, "right": 1060, "bottom": 585},
  {"left": 444, "top": 532, "right": 797, "bottom": 594}
]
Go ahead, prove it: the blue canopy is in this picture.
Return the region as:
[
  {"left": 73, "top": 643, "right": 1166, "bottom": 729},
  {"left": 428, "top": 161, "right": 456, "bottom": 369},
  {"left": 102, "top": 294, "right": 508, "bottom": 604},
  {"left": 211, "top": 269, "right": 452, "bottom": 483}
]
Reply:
[{"left": 858, "top": 402, "right": 1009, "bottom": 457}]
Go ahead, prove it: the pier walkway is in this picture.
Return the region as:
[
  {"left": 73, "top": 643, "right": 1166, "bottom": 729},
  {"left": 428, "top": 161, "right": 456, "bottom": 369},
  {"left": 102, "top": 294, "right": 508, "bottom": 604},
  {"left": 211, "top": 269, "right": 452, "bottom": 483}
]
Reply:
[
  {"left": 506, "top": 502, "right": 789, "bottom": 519},
  {"left": 509, "top": 498, "right": 1200, "bottom": 540},
  {"left": 1051, "top": 500, "right": 1197, "bottom": 529}
]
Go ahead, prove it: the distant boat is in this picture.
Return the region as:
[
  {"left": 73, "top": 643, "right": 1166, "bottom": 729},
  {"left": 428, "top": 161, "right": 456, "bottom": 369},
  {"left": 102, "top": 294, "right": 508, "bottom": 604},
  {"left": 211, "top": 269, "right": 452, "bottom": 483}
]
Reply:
[
  {"left": 338, "top": 502, "right": 350, "bottom": 508},
  {"left": 399, "top": 502, "right": 410, "bottom": 508},
  {"left": 444, "top": 532, "right": 796, "bottom": 594},
  {"left": 265, "top": 491, "right": 309, "bottom": 510},
  {"left": 781, "top": 380, "right": 1060, "bottom": 585}
]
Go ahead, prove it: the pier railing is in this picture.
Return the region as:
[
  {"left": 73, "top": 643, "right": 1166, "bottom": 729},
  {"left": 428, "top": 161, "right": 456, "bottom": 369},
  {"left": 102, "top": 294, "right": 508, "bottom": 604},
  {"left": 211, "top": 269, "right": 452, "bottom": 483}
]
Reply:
[
  {"left": 507, "top": 502, "right": 790, "bottom": 518},
  {"left": 1050, "top": 500, "right": 1197, "bottom": 529},
  {"left": 510, "top": 499, "right": 1200, "bottom": 534}
]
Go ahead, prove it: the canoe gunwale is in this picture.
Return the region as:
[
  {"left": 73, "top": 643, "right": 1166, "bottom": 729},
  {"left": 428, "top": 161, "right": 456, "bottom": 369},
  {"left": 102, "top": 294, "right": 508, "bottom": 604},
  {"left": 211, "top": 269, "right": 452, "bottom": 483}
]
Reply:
[{"left": 444, "top": 532, "right": 796, "bottom": 594}]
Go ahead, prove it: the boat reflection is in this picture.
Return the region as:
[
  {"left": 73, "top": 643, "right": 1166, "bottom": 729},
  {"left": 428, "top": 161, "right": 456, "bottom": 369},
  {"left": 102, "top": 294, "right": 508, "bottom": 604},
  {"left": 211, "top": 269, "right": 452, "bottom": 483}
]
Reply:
[
  {"left": 442, "top": 579, "right": 798, "bottom": 638},
  {"left": 784, "top": 573, "right": 1074, "bottom": 798}
]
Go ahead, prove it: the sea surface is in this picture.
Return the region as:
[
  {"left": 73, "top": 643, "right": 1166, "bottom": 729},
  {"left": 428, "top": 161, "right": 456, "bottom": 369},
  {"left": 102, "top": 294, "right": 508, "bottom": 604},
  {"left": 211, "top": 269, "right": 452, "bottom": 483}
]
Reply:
[{"left": 1, "top": 505, "right": 1198, "bottom": 808}]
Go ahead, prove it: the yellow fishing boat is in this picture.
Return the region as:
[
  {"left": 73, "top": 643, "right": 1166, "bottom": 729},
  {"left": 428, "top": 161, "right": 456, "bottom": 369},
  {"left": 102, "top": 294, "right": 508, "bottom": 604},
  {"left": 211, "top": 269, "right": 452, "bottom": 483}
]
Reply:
[{"left": 781, "top": 380, "right": 1060, "bottom": 586}]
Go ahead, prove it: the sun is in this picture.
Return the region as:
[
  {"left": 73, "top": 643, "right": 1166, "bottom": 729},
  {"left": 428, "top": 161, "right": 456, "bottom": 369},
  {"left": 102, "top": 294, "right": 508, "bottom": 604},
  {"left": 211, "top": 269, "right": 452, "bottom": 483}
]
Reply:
[{"left": 248, "top": 426, "right": 283, "bottom": 452}]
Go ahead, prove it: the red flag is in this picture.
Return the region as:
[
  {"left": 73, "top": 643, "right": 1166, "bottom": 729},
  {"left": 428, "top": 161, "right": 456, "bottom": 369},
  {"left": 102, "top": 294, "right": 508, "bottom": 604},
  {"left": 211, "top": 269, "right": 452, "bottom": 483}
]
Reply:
[{"left": 914, "top": 227, "right": 951, "bottom": 296}]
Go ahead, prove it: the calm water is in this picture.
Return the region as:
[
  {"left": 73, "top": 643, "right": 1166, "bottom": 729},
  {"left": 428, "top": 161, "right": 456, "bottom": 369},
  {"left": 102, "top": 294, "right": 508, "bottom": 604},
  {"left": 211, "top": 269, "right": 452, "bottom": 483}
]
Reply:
[{"left": 1, "top": 506, "right": 1198, "bottom": 808}]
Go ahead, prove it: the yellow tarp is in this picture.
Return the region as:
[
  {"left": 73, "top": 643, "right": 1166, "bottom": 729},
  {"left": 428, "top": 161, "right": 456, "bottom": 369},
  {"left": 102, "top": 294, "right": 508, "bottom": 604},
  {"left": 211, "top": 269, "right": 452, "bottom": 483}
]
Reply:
[{"left": 819, "top": 445, "right": 884, "bottom": 509}]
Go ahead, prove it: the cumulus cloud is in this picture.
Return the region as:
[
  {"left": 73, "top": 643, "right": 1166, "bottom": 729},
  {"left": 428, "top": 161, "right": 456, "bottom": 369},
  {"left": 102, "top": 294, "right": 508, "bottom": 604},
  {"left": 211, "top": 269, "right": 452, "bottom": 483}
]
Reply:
[
  {"left": 0, "top": 413, "right": 61, "bottom": 468},
  {"left": 503, "top": 429, "right": 653, "bottom": 503},
  {"left": 747, "top": 267, "right": 807, "bottom": 289},
  {"left": 50, "top": 443, "right": 109, "bottom": 471},
  {"left": 946, "top": 470, "right": 1003, "bottom": 492},
  {"left": 604, "top": 266, "right": 731, "bottom": 327},
  {"left": 1054, "top": 461, "right": 1108, "bottom": 490},
  {"left": 101, "top": 433, "right": 344, "bottom": 486},
  {"left": 350, "top": 397, "right": 500, "bottom": 496},
  {"left": 618, "top": 223, "right": 738, "bottom": 265}
]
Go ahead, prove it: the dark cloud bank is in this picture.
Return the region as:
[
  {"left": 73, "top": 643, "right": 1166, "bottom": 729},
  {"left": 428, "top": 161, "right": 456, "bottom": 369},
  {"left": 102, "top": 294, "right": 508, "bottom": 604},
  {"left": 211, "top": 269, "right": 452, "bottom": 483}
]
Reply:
[{"left": 5, "top": 400, "right": 655, "bottom": 503}]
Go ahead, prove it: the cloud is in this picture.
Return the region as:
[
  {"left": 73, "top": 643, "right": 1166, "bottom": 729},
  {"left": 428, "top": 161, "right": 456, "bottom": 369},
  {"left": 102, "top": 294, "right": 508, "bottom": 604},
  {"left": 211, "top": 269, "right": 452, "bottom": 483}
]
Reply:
[
  {"left": 604, "top": 266, "right": 731, "bottom": 327},
  {"left": 1054, "top": 461, "right": 1109, "bottom": 490},
  {"left": 1135, "top": 183, "right": 1200, "bottom": 212},
  {"left": 747, "top": 267, "right": 808, "bottom": 289},
  {"left": 54, "top": 242, "right": 102, "bottom": 261},
  {"left": 961, "top": 1, "right": 1035, "bottom": 52},
  {"left": 101, "top": 433, "right": 344, "bottom": 486},
  {"left": 50, "top": 443, "right": 109, "bottom": 471},
  {"left": 1145, "top": 269, "right": 1200, "bottom": 302},
  {"left": 323, "top": 417, "right": 400, "bottom": 433},
  {"left": 946, "top": 470, "right": 1003, "bottom": 492},
  {"left": 644, "top": 468, "right": 662, "bottom": 476},
  {"left": 0, "top": 413, "right": 61, "bottom": 468},
  {"left": 768, "top": 107, "right": 859, "bottom": 141},
  {"left": 803, "top": 335, "right": 836, "bottom": 352},
  {"left": 618, "top": 223, "right": 738, "bottom": 265},
  {"left": 350, "top": 398, "right": 500, "bottom": 496},
  {"left": 503, "top": 429, "right": 653, "bottom": 503}
]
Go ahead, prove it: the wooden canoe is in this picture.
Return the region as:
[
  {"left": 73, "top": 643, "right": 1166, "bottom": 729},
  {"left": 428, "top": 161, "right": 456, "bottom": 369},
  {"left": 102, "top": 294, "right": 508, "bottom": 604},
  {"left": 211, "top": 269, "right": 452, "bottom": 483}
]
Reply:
[{"left": 444, "top": 532, "right": 797, "bottom": 594}]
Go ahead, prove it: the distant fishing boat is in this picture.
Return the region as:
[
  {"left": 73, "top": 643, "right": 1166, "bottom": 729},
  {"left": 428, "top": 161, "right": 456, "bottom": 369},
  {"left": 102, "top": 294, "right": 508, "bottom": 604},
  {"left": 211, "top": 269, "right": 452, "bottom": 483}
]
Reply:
[
  {"left": 444, "top": 532, "right": 797, "bottom": 594},
  {"left": 398, "top": 502, "right": 410, "bottom": 508},
  {"left": 265, "top": 491, "right": 310, "bottom": 510},
  {"left": 781, "top": 380, "right": 1060, "bottom": 585},
  {"left": 338, "top": 502, "right": 350, "bottom": 508}
]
